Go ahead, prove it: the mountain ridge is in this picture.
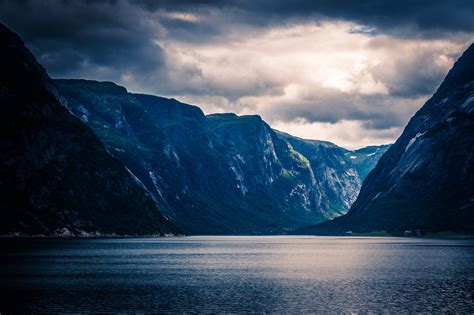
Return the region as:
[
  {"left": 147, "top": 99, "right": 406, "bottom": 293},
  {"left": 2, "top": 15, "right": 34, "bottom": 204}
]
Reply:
[{"left": 56, "top": 78, "right": 389, "bottom": 234}]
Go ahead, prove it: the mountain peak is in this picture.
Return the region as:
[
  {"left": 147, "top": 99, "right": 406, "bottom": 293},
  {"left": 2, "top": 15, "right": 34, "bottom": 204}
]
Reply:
[
  {"left": 0, "top": 22, "right": 54, "bottom": 98},
  {"left": 431, "top": 43, "right": 474, "bottom": 102}
]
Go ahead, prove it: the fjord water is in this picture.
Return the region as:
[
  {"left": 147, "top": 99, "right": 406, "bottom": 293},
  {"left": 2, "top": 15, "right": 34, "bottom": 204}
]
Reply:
[{"left": 1, "top": 237, "right": 473, "bottom": 313}]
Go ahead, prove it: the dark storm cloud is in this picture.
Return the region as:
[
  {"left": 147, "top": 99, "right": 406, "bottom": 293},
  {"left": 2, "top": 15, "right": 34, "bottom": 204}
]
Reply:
[
  {"left": 131, "top": 0, "right": 474, "bottom": 37},
  {"left": 0, "top": 0, "right": 166, "bottom": 79}
]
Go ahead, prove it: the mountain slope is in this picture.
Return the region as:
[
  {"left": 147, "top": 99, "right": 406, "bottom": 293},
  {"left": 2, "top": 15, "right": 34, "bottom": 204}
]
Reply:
[
  {"left": 57, "top": 79, "right": 388, "bottom": 234},
  {"left": 277, "top": 132, "right": 361, "bottom": 216},
  {"left": 56, "top": 82, "right": 325, "bottom": 234},
  {"left": 298, "top": 44, "right": 474, "bottom": 235},
  {"left": 0, "top": 24, "right": 180, "bottom": 236}
]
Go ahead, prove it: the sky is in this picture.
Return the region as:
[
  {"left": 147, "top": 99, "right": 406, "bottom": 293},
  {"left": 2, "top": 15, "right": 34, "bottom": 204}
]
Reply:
[{"left": 1, "top": 0, "right": 473, "bottom": 149}]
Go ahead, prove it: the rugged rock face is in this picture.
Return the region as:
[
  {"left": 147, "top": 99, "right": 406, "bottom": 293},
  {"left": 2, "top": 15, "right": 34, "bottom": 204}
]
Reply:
[
  {"left": 57, "top": 79, "right": 388, "bottom": 234},
  {"left": 0, "top": 24, "right": 180, "bottom": 236},
  {"left": 298, "top": 44, "right": 474, "bottom": 235},
  {"left": 277, "top": 134, "right": 390, "bottom": 217},
  {"left": 347, "top": 145, "right": 391, "bottom": 181},
  {"left": 276, "top": 133, "right": 356, "bottom": 216}
]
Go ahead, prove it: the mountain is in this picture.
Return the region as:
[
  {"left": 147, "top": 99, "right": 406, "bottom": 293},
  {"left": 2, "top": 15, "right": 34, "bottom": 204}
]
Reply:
[
  {"left": 347, "top": 145, "right": 391, "bottom": 180},
  {"left": 278, "top": 132, "right": 366, "bottom": 216},
  {"left": 56, "top": 79, "right": 388, "bottom": 234},
  {"left": 0, "top": 24, "right": 180, "bottom": 236},
  {"left": 296, "top": 44, "right": 474, "bottom": 235}
]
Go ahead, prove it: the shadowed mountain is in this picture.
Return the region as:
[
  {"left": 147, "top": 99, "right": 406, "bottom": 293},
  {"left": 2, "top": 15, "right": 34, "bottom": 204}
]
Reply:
[
  {"left": 0, "top": 23, "right": 180, "bottom": 236},
  {"left": 295, "top": 44, "right": 474, "bottom": 235},
  {"left": 56, "top": 79, "right": 388, "bottom": 234}
]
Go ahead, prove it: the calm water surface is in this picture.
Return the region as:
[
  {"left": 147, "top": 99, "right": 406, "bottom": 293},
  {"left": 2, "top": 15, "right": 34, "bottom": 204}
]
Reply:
[{"left": 1, "top": 236, "right": 473, "bottom": 313}]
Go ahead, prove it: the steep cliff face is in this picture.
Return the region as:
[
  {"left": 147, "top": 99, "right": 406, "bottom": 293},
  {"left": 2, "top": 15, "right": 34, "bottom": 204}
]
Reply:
[
  {"left": 57, "top": 79, "right": 388, "bottom": 234},
  {"left": 300, "top": 44, "right": 474, "bottom": 234},
  {"left": 0, "top": 24, "right": 180, "bottom": 236},
  {"left": 278, "top": 134, "right": 361, "bottom": 217},
  {"left": 54, "top": 80, "right": 188, "bottom": 219},
  {"left": 207, "top": 114, "right": 322, "bottom": 223},
  {"left": 277, "top": 134, "right": 390, "bottom": 216}
]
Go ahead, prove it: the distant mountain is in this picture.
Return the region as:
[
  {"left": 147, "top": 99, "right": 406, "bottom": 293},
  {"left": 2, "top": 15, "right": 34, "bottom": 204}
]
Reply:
[
  {"left": 57, "top": 79, "right": 388, "bottom": 234},
  {"left": 347, "top": 145, "right": 391, "bottom": 180},
  {"left": 0, "top": 24, "right": 180, "bottom": 236},
  {"left": 276, "top": 133, "right": 389, "bottom": 215},
  {"left": 296, "top": 44, "right": 474, "bottom": 235}
]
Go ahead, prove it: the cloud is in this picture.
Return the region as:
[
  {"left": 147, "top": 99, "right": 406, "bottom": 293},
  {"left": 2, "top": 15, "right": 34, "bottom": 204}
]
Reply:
[
  {"left": 366, "top": 38, "right": 461, "bottom": 98},
  {"left": 272, "top": 120, "right": 399, "bottom": 150},
  {"left": 254, "top": 88, "right": 423, "bottom": 130},
  {"left": 158, "top": 22, "right": 467, "bottom": 133},
  {"left": 131, "top": 0, "right": 474, "bottom": 38},
  {"left": 0, "top": 0, "right": 472, "bottom": 147}
]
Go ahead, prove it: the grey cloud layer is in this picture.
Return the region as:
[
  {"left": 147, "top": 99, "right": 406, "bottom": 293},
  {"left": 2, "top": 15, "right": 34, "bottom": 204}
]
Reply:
[
  {"left": 0, "top": 0, "right": 472, "bottom": 142},
  {"left": 259, "top": 87, "right": 420, "bottom": 130}
]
